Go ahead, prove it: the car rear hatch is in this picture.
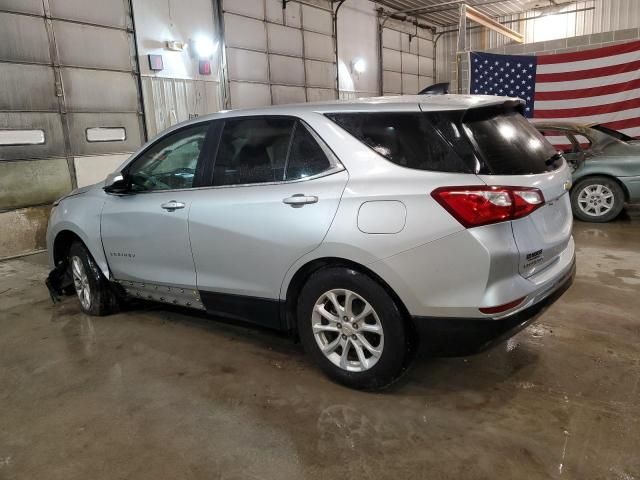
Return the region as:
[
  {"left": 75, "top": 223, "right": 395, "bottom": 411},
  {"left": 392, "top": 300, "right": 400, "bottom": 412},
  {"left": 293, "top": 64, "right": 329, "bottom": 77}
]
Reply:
[{"left": 461, "top": 104, "right": 573, "bottom": 278}]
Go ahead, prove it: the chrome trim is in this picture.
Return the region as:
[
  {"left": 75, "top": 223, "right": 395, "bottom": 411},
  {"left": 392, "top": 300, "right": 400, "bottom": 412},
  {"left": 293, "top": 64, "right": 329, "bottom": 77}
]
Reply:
[
  {"left": 110, "top": 113, "right": 346, "bottom": 196},
  {"left": 115, "top": 279, "right": 205, "bottom": 310},
  {"left": 105, "top": 164, "right": 346, "bottom": 196}
]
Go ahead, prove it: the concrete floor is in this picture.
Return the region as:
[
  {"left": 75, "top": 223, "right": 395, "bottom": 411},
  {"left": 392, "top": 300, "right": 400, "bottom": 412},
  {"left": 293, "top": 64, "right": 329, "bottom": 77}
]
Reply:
[{"left": 1, "top": 208, "right": 639, "bottom": 480}]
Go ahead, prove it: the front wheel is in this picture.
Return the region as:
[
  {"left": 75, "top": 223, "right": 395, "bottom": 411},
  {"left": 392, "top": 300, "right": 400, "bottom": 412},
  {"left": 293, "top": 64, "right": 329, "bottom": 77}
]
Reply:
[
  {"left": 69, "top": 242, "right": 119, "bottom": 316},
  {"left": 297, "top": 267, "right": 410, "bottom": 390},
  {"left": 571, "top": 176, "right": 625, "bottom": 223}
]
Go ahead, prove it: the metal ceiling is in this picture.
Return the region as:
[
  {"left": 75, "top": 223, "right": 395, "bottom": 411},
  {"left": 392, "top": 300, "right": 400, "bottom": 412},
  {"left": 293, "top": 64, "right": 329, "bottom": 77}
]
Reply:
[{"left": 376, "top": 0, "right": 535, "bottom": 27}]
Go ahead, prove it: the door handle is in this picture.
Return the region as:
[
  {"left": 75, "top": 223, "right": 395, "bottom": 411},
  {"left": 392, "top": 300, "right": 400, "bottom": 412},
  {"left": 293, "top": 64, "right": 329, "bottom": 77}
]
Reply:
[
  {"left": 283, "top": 194, "right": 318, "bottom": 208},
  {"left": 161, "top": 200, "right": 185, "bottom": 211}
]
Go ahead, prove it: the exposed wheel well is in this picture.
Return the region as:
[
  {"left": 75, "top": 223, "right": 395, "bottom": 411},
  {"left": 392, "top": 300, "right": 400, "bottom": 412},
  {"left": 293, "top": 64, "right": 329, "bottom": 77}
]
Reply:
[
  {"left": 284, "top": 257, "right": 417, "bottom": 346},
  {"left": 573, "top": 174, "right": 630, "bottom": 202},
  {"left": 52, "top": 230, "right": 83, "bottom": 267}
]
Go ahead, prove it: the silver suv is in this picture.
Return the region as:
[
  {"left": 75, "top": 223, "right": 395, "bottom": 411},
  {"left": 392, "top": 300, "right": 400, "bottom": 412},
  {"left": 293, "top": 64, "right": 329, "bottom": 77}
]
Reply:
[{"left": 46, "top": 95, "right": 576, "bottom": 390}]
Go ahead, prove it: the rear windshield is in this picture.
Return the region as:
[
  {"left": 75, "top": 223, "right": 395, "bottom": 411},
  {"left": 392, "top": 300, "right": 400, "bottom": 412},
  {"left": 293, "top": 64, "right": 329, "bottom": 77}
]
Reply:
[
  {"left": 326, "top": 107, "right": 561, "bottom": 175},
  {"left": 463, "top": 107, "right": 560, "bottom": 175}
]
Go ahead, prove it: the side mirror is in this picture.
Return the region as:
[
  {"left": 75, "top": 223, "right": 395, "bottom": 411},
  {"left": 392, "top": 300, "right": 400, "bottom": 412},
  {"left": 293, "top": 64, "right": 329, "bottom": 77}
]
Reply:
[{"left": 103, "top": 172, "right": 130, "bottom": 194}]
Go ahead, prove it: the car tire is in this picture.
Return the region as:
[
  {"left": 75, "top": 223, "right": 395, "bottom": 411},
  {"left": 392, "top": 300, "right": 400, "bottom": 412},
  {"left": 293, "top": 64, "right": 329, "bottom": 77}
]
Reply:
[
  {"left": 571, "top": 176, "right": 625, "bottom": 223},
  {"left": 68, "top": 241, "right": 119, "bottom": 316},
  {"left": 297, "top": 267, "right": 409, "bottom": 390}
]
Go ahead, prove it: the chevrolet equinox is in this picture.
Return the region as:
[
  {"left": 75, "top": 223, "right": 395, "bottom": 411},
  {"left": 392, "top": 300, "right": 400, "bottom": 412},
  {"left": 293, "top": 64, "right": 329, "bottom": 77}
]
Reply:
[{"left": 47, "top": 95, "right": 576, "bottom": 390}]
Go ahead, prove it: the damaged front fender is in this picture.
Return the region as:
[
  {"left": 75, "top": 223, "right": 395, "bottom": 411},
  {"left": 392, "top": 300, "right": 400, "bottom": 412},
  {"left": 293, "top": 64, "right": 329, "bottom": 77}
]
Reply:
[{"left": 45, "top": 261, "right": 73, "bottom": 303}]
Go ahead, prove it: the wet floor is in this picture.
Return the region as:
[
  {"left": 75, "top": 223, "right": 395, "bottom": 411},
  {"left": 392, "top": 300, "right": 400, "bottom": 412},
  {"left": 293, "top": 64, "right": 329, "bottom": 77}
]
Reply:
[{"left": 1, "top": 207, "right": 639, "bottom": 480}]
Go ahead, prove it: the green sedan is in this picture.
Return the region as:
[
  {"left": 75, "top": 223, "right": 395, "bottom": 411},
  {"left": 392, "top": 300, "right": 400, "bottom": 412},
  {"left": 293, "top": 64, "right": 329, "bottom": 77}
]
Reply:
[{"left": 534, "top": 121, "right": 640, "bottom": 222}]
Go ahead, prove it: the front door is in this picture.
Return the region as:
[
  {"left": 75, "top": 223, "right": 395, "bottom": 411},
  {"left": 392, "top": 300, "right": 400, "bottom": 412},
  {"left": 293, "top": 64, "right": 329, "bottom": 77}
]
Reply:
[
  {"left": 188, "top": 117, "right": 348, "bottom": 327},
  {"left": 101, "top": 121, "right": 212, "bottom": 290}
]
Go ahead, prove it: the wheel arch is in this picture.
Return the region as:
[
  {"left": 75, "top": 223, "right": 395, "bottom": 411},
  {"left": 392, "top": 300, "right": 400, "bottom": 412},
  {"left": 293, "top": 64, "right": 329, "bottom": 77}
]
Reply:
[
  {"left": 51, "top": 228, "right": 111, "bottom": 279},
  {"left": 572, "top": 173, "right": 630, "bottom": 202},
  {"left": 52, "top": 229, "right": 84, "bottom": 267},
  {"left": 283, "top": 257, "right": 417, "bottom": 344}
]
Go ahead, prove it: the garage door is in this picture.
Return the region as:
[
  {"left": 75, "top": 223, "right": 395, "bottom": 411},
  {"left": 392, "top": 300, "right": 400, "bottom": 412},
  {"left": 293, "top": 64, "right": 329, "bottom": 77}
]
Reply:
[
  {"left": 0, "top": 0, "right": 145, "bottom": 258},
  {"left": 223, "top": 0, "right": 337, "bottom": 108},
  {"left": 382, "top": 23, "right": 434, "bottom": 95}
]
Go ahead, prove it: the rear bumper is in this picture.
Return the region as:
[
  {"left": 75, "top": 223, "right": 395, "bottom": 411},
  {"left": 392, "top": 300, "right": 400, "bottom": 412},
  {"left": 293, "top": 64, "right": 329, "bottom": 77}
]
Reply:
[{"left": 412, "top": 255, "right": 576, "bottom": 356}]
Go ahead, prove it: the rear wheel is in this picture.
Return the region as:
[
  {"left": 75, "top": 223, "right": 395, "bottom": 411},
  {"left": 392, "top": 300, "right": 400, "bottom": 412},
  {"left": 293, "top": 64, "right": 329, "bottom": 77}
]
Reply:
[
  {"left": 571, "top": 176, "right": 624, "bottom": 223},
  {"left": 69, "top": 242, "right": 119, "bottom": 316},
  {"left": 297, "top": 267, "right": 409, "bottom": 390}
]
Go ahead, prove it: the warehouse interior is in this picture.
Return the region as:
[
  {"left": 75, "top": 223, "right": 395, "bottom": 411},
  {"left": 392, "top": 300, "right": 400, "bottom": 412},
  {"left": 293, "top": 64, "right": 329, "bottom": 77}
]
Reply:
[{"left": 1, "top": 0, "right": 639, "bottom": 478}]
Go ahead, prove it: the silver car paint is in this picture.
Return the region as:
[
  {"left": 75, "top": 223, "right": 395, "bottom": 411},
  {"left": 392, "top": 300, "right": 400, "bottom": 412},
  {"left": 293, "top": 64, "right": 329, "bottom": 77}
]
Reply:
[
  {"left": 189, "top": 170, "right": 349, "bottom": 299},
  {"left": 47, "top": 184, "right": 109, "bottom": 275},
  {"left": 100, "top": 189, "right": 200, "bottom": 288},
  {"left": 477, "top": 164, "right": 574, "bottom": 278},
  {"left": 47, "top": 95, "right": 574, "bottom": 321}
]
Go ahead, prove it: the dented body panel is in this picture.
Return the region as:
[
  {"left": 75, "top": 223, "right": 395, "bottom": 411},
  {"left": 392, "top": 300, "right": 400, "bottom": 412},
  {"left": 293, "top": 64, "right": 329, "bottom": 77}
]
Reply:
[{"left": 46, "top": 183, "right": 110, "bottom": 277}]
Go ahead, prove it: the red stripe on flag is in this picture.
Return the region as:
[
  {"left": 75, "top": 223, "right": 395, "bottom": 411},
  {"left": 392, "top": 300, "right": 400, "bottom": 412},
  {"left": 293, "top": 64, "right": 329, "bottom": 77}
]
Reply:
[
  {"left": 599, "top": 117, "right": 640, "bottom": 131},
  {"left": 535, "top": 78, "right": 640, "bottom": 101},
  {"left": 536, "top": 59, "right": 640, "bottom": 82},
  {"left": 537, "top": 39, "right": 640, "bottom": 65},
  {"left": 534, "top": 97, "right": 640, "bottom": 119}
]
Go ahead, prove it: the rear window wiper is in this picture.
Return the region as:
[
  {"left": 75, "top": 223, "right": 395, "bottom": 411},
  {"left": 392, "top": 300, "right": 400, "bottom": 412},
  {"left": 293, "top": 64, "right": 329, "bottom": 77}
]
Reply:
[{"left": 545, "top": 152, "right": 562, "bottom": 166}]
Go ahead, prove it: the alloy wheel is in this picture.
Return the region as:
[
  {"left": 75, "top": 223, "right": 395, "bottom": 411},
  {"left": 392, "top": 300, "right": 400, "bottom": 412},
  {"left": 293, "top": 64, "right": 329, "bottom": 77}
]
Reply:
[
  {"left": 311, "top": 289, "right": 384, "bottom": 372},
  {"left": 577, "top": 184, "right": 614, "bottom": 217},
  {"left": 71, "top": 256, "right": 91, "bottom": 310}
]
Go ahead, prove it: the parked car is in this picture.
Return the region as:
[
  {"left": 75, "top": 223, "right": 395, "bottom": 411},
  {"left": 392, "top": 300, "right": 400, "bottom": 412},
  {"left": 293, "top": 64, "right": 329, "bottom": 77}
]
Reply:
[
  {"left": 47, "top": 95, "right": 575, "bottom": 390},
  {"left": 533, "top": 121, "right": 640, "bottom": 222}
]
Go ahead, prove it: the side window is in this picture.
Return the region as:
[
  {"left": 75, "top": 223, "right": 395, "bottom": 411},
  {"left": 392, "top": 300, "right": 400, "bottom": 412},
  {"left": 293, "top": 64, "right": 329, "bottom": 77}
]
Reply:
[
  {"left": 213, "top": 117, "right": 295, "bottom": 186},
  {"left": 285, "top": 123, "right": 332, "bottom": 180},
  {"left": 540, "top": 129, "right": 576, "bottom": 154},
  {"left": 574, "top": 134, "right": 592, "bottom": 151},
  {"left": 127, "top": 123, "right": 209, "bottom": 192},
  {"left": 326, "top": 112, "right": 473, "bottom": 173}
]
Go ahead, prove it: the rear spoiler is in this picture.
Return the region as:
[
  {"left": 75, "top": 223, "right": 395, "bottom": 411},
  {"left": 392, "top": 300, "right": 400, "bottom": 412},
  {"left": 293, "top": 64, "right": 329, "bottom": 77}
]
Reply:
[
  {"left": 461, "top": 99, "right": 527, "bottom": 121},
  {"left": 418, "top": 82, "right": 450, "bottom": 95}
]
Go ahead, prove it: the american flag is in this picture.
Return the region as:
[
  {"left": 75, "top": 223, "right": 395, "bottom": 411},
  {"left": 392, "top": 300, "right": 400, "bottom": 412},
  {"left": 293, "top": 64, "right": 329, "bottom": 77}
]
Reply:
[{"left": 469, "top": 40, "right": 640, "bottom": 138}]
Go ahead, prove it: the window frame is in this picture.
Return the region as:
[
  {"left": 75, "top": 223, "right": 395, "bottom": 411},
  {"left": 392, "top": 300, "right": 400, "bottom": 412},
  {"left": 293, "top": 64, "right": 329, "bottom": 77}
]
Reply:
[
  {"left": 203, "top": 114, "right": 343, "bottom": 189},
  {"left": 539, "top": 127, "right": 595, "bottom": 155},
  {"left": 85, "top": 127, "right": 127, "bottom": 143},
  {"left": 569, "top": 131, "right": 594, "bottom": 153},
  {"left": 539, "top": 128, "right": 581, "bottom": 154},
  {"left": 116, "top": 119, "right": 217, "bottom": 195},
  {"left": 0, "top": 129, "right": 46, "bottom": 146}
]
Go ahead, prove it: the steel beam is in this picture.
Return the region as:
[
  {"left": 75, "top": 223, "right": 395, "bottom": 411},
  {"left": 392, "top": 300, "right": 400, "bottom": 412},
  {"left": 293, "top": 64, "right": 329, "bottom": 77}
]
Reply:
[{"left": 464, "top": 4, "right": 524, "bottom": 43}]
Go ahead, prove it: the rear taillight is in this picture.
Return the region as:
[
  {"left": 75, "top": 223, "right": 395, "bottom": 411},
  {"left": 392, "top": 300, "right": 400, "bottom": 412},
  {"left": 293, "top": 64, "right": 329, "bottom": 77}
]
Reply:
[{"left": 431, "top": 186, "right": 545, "bottom": 228}]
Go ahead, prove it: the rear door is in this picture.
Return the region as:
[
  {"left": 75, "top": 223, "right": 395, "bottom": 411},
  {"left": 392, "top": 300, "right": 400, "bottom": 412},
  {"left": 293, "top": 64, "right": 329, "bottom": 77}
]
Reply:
[
  {"left": 189, "top": 117, "right": 348, "bottom": 327},
  {"left": 463, "top": 109, "right": 573, "bottom": 277}
]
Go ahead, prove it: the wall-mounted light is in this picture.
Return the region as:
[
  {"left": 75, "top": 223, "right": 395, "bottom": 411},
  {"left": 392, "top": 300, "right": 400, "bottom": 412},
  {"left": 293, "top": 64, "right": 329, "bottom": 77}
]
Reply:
[
  {"left": 351, "top": 58, "right": 366, "bottom": 74},
  {"left": 191, "top": 36, "right": 217, "bottom": 59},
  {"left": 165, "top": 40, "right": 187, "bottom": 52}
]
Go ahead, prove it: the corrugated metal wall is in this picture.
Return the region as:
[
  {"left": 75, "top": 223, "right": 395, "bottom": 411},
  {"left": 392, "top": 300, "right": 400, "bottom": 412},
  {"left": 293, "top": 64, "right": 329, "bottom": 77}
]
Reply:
[
  {"left": 436, "top": 0, "right": 640, "bottom": 84},
  {"left": 222, "top": 0, "right": 337, "bottom": 108},
  {"left": 132, "top": 0, "right": 224, "bottom": 138},
  {"left": 140, "top": 75, "right": 221, "bottom": 137},
  {"left": 381, "top": 19, "right": 434, "bottom": 95}
]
